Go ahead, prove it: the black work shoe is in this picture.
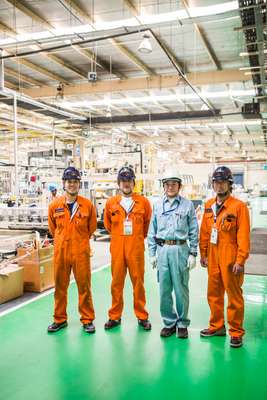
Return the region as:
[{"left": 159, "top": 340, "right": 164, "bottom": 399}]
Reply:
[
  {"left": 230, "top": 336, "right": 243, "bottom": 348},
  {"left": 200, "top": 326, "right": 226, "bottom": 337},
  {"left": 83, "top": 323, "right": 96, "bottom": 334},
  {"left": 138, "top": 319, "right": 152, "bottom": 331},
  {"left": 104, "top": 319, "right": 121, "bottom": 330},
  {"left": 177, "top": 327, "right": 188, "bottom": 339},
  {"left": 160, "top": 325, "right": 176, "bottom": 337},
  {"left": 47, "top": 321, "right": 68, "bottom": 333}
]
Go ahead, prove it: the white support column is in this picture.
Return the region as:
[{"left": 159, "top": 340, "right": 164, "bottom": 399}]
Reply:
[{"left": 13, "top": 94, "right": 19, "bottom": 200}]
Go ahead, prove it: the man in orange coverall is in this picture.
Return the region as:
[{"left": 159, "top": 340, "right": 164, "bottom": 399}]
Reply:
[
  {"left": 104, "top": 166, "right": 152, "bottom": 330},
  {"left": 199, "top": 166, "right": 250, "bottom": 348},
  {"left": 47, "top": 167, "right": 97, "bottom": 334}
]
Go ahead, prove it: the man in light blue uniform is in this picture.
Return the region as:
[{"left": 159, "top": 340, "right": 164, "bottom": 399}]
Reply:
[{"left": 148, "top": 169, "right": 199, "bottom": 338}]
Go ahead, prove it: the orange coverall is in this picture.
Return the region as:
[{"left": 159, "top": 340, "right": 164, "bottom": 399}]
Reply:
[
  {"left": 200, "top": 195, "right": 250, "bottom": 337},
  {"left": 48, "top": 195, "right": 97, "bottom": 324},
  {"left": 104, "top": 194, "right": 152, "bottom": 320}
]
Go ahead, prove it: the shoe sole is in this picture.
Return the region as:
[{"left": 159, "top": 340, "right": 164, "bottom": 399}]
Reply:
[
  {"left": 160, "top": 330, "right": 176, "bottom": 338},
  {"left": 230, "top": 342, "right": 243, "bottom": 348},
  {"left": 83, "top": 329, "right": 96, "bottom": 334},
  {"left": 177, "top": 335, "right": 188, "bottom": 339},
  {"left": 47, "top": 322, "right": 68, "bottom": 333}
]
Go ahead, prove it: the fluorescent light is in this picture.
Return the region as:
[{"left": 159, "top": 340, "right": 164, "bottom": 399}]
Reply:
[
  {"left": 239, "top": 66, "right": 266, "bottom": 71},
  {"left": 62, "top": 89, "right": 255, "bottom": 109},
  {"left": 0, "top": 1, "right": 239, "bottom": 47},
  {"left": 94, "top": 18, "right": 137, "bottom": 31},
  {"left": 188, "top": 1, "right": 238, "bottom": 17},
  {"left": 240, "top": 49, "right": 267, "bottom": 57}
]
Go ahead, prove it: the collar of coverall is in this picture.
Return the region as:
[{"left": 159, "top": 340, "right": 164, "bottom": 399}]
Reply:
[
  {"left": 63, "top": 194, "right": 84, "bottom": 208},
  {"left": 163, "top": 194, "right": 181, "bottom": 204},
  {"left": 212, "top": 194, "right": 233, "bottom": 209},
  {"left": 117, "top": 193, "right": 139, "bottom": 202}
]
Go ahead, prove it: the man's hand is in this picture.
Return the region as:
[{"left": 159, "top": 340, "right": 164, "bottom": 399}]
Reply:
[
  {"left": 200, "top": 257, "right": 208, "bottom": 268},
  {"left": 150, "top": 256, "right": 157, "bottom": 269},
  {"left": 187, "top": 255, "right": 196, "bottom": 270},
  {"left": 233, "top": 263, "right": 244, "bottom": 275}
]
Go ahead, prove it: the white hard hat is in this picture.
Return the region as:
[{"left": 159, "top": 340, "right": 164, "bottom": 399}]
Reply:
[{"left": 162, "top": 168, "right": 182, "bottom": 184}]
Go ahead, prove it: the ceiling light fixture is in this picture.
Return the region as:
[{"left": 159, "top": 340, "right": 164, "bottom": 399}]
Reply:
[{"left": 138, "top": 34, "right": 152, "bottom": 54}]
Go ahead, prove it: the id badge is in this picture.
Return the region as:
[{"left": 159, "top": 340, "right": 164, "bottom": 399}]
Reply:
[
  {"left": 124, "top": 220, "right": 133, "bottom": 236},
  {"left": 210, "top": 227, "right": 218, "bottom": 244}
]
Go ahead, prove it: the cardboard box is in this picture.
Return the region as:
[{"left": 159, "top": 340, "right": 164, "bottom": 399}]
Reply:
[
  {"left": 17, "top": 245, "right": 54, "bottom": 292},
  {"left": 0, "top": 264, "right": 24, "bottom": 304}
]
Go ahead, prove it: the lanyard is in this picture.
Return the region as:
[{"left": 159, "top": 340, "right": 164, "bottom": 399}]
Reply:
[
  {"left": 121, "top": 200, "right": 135, "bottom": 220},
  {"left": 211, "top": 202, "right": 224, "bottom": 224},
  {"left": 162, "top": 199, "right": 180, "bottom": 215},
  {"left": 70, "top": 201, "right": 79, "bottom": 221}
]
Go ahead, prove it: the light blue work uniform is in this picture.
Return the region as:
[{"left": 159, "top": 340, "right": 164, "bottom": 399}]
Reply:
[{"left": 148, "top": 195, "right": 199, "bottom": 328}]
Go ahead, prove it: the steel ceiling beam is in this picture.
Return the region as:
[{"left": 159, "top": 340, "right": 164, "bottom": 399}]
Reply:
[
  {"left": 124, "top": 0, "right": 186, "bottom": 73},
  {"left": 4, "top": 66, "right": 44, "bottom": 86},
  {"left": 0, "top": 15, "right": 69, "bottom": 84},
  {"left": 87, "top": 109, "right": 221, "bottom": 125},
  {"left": 57, "top": 0, "right": 154, "bottom": 76},
  {"left": 5, "top": 0, "right": 90, "bottom": 80},
  {"left": 181, "top": 0, "right": 222, "bottom": 70},
  {"left": 21, "top": 69, "right": 251, "bottom": 98}
]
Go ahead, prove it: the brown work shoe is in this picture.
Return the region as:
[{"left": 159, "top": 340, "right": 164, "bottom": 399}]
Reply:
[
  {"left": 230, "top": 336, "right": 243, "bottom": 348},
  {"left": 138, "top": 319, "right": 152, "bottom": 331},
  {"left": 104, "top": 319, "right": 121, "bottom": 330},
  {"left": 177, "top": 327, "right": 188, "bottom": 339},
  {"left": 200, "top": 326, "right": 226, "bottom": 337},
  {"left": 160, "top": 325, "right": 176, "bottom": 337}
]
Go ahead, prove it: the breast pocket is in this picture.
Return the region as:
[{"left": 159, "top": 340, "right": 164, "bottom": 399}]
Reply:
[
  {"left": 54, "top": 212, "right": 65, "bottom": 231},
  {"left": 175, "top": 211, "right": 188, "bottom": 230},
  {"left": 76, "top": 212, "right": 89, "bottom": 233},
  {"left": 221, "top": 214, "right": 237, "bottom": 232},
  {"left": 111, "top": 210, "right": 120, "bottom": 223},
  {"left": 133, "top": 209, "right": 145, "bottom": 224}
]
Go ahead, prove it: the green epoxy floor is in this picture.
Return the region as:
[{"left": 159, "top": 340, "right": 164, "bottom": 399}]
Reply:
[
  {"left": 1, "top": 197, "right": 267, "bottom": 400},
  {"left": 1, "top": 263, "right": 267, "bottom": 400}
]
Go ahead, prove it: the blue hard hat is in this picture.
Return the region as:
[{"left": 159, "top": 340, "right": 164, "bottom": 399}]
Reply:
[
  {"left": 48, "top": 183, "right": 57, "bottom": 192},
  {"left": 117, "top": 166, "right": 135, "bottom": 183},
  {"left": 62, "top": 167, "right": 81, "bottom": 181},
  {"left": 212, "top": 166, "right": 233, "bottom": 183}
]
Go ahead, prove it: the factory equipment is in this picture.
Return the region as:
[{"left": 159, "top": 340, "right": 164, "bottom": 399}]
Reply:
[{"left": 90, "top": 181, "right": 118, "bottom": 240}]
